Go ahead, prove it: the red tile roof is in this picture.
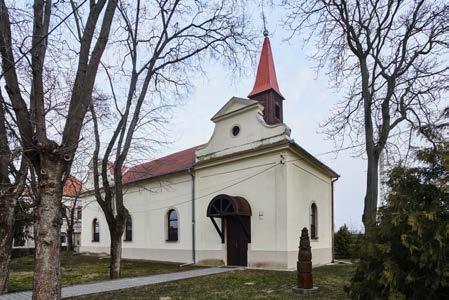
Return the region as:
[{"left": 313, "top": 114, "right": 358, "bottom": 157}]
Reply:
[
  {"left": 248, "top": 37, "right": 284, "bottom": 99},
  {"left": 123, "top": 145, "right": 201, "bottom": 184},
  {"left": 63, "top": 176, "right": 82, "bottom": 197}
]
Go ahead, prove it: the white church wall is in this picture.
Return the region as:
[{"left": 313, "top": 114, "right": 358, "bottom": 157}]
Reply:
[
  {"left": 194, "top": 149, "right": 289, "bottom": 268},
  {"left": 192, "top": 96, "right": 294, "bottom": 268},
  {"left": 285, "top": 150, "right": 333, "bottom": 268},
  {"left": 79, "top": 147, "right": 334, "bottom": 268},
  {"left": 80, "top": 149, "right": 291, "bottom": 267},
  {"left": 80, "top": 172, "right": 194, "bottom": 263},
  {"left": 196, "top": 97, "right": 290, "bottom": 162},
  {"left": 80, "top": 195, "right": 109, "bottom": 254}
]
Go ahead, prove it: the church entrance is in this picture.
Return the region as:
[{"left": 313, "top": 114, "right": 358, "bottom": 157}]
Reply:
[
  {"left": 226, "top": 216, "right": 250, "bottom": 266},
  {"left": 206, "top": 194, "right": 252, "bottom": 266}
]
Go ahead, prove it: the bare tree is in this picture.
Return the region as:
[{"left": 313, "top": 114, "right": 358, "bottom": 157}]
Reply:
[
  {"left": 61, "top": 138, "right": 94, "bottom": 253},
  {"left": 0, "top": 0, "right": 118, "bottom": 298},
  {"left": 283, "top": 0, "right": 449, "bottom": 234},
  {"left": 0, "top": 95, "right": 27, "bottom": 294},
  {"left": 89, "top": 0, "right": 253, "bottom": 279}
]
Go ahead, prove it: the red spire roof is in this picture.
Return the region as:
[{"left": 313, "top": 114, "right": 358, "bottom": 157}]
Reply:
[{"left": 248, "top": 36, "right": 284, "bottom": 99}]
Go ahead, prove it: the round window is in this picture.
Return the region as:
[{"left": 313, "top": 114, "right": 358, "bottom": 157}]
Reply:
[{"left": 232, "top": 125, "right": 240, "bottom": 136}]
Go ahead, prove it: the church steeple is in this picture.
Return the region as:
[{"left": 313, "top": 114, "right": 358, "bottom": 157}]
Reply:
[{"left": 248, "top": 32, "right": 284, "bottom": 125}]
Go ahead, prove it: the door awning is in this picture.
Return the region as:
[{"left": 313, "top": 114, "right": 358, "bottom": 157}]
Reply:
[{"left": 206, "top": 194, "right": 252, "bottom": 217}]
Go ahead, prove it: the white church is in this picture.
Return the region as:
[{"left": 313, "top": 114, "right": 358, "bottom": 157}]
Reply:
[{"left": 80, "top": 34, "right": 339, "bottom": 269}]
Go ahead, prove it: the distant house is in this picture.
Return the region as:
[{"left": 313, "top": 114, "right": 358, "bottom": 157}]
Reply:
[
  {"left": 80, "top": 35, "right": 339, "bottom": 269},
  {"left": 13, "top": 176, "right": 83, "bottom": 251}
]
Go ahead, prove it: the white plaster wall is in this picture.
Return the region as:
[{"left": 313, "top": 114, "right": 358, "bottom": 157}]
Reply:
[
  {"left": 80, "top": 150, "right": 291, "bottom": 268},
  {"left": 285, "top": 151, "right": 333, "bottom": 268},
  {"left": 192, "top": 96, "right": 294, "bottom": 267},
  {"left": 197, "top": 97, "right": 290, "bottom": 161},
  {"left": 80, "top": 194, "right": 109, "bottom": 253},
  {"left": 80, "top": 172, "right": 194, "bottom": 263},
  {"left": 194, "top": 150, "right": 289, "bottom": 268},
  {"left": 79, "top": 147, "right": 334, "bottom": 268}
]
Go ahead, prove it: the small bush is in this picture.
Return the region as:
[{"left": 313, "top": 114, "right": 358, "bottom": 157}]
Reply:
[{"left": 334, "top": 225, "right": 353, "bottom": 259}]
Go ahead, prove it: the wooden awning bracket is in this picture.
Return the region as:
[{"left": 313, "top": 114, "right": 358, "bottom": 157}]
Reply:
[{"left": 209, "top": 217, "right": 224, "bottom": 244}]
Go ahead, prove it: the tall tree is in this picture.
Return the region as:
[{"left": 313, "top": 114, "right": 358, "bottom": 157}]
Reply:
[
  {"left": 90, "top": 0, "right": 252, "bottom": 279},
  {"left": 0, "top": 0, "right": 118, "bottom": 298},
  {"left": 283, "top": 0, "right": 449, "bottom": 233},
  {"left": 0, "top": 96, "right": 27, "bottom": 294}
]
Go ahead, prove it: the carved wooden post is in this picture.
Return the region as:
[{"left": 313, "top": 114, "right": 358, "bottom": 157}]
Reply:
[{"left": 297, "top": 227, "right": 313, "bottom": 289}]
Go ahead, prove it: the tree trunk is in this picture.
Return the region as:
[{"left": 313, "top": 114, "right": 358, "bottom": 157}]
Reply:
[
  {"left": 32, "top": 163, "right": 64, "bottom": 300},
  {"left": 0, "top": 194, "right": 15, "bottom": 294},
  {"left": 66, "top": 227, "right": 74, "bottom": 252},
  {"left": 109, "top": 227, "right": 123, "bottom": 279},
  {"left": 363, "top": 153, "right": 379, "bottom": 236}
]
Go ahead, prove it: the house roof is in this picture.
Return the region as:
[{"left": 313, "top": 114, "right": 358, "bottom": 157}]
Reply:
[
  {"left": 122, "top": 145, "right": 201, "bottom": 184},
  {"left": 63, "top": 176, "right": 83, "bottom": 197},
  {"left": 248, "top": 36, "right": 284, "bottom": 99}
]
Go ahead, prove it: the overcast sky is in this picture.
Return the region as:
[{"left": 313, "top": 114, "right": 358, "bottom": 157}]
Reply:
[{"left": 151, "top": 9, "right": 367, "bottom": 232}]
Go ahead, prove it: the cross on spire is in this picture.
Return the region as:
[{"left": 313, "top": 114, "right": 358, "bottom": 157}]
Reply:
[{"left": 262, "top": 9, "right": 268, "bottom": 37}]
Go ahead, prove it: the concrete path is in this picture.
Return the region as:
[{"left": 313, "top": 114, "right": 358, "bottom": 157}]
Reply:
[{"left": 0, "top": 267, "right": 242, "bottom": 300}]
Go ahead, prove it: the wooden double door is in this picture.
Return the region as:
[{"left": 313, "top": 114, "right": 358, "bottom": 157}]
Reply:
[{"left": 226, "top": 216, "right": 250, "bottom": 266}]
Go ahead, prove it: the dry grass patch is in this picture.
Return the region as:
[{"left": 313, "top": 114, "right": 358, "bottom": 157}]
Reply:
[
  {"left": 73, "top": 263, "right": 355, "bottom": 299},
  {"left": 8, "top": 252, "right": 203, "bottom": 292}
]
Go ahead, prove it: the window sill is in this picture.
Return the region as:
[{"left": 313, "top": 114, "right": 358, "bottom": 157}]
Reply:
[
  {"left": 165, "top": 240, "right": 178, "bottom": 243},
  {"left": 92, "top": 240, "right": 100, "bottom": 243},
  {"left": 124, "top": 240, "right": 132, "bottom": 243}
]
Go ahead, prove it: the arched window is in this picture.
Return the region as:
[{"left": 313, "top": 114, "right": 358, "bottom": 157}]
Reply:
[
  {"left": 92, "top": 218, "right": 100, "bottom": 242},
  {"left": 167, "top": 209, "right": 178, "bottom": 241},
  {"left": 124, "top": 216, "right": 132, "bottom": 242},
  {"left": 310, "top": 203, "right": 318, "bottom": 239}
]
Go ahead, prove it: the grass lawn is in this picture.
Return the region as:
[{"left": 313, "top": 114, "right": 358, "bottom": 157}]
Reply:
[
  {"left": 73, "top": 263, "right": 355, "bottom": 300},
  {"left": 8, "top": 252, "right": 203, "bottom": 293}
]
